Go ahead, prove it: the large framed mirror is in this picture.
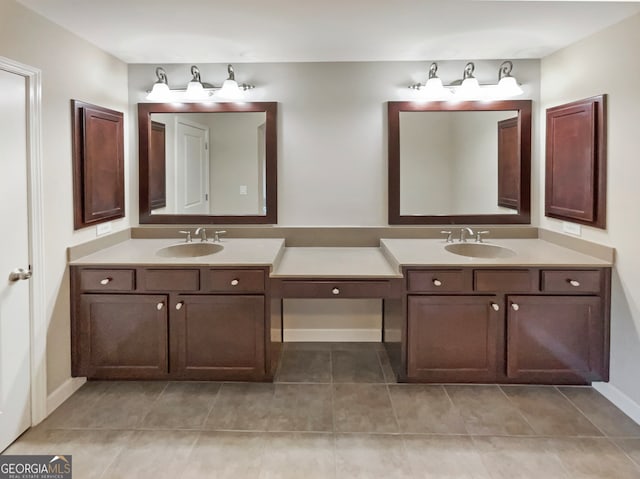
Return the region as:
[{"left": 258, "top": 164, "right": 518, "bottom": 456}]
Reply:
[
  {"left": 138, "top": 102, "right": 277, "bottom": 224},
  {"left": 388, "top": 100, "right": 531, "bottom": 225}
]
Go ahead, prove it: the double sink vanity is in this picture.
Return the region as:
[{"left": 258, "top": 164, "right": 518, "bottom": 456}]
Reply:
[{"left": 69, "top": 229, "right": 611, "bottom": 386}]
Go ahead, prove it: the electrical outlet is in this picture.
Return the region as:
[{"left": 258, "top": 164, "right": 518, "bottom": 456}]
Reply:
[
  {"left": 96, "top": 222, "right": 112, "bottom": 236},
  {"left": 562, "top": 221, "right": 582, "bottom": 236},
  {"left": 239, "top": 185, "right": 248, "bottom": 195}
]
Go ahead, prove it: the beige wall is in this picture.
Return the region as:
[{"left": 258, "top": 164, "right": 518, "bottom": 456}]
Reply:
[
  {"left": 539, "top": 13, "right": 640, "bottom": 404},
  {"left": 0, "top": 0, "right": 130, "bottom": 394}
]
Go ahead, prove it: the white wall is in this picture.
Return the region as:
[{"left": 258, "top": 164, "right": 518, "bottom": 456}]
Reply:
[
  {"left": 0, "top": 0, "right": 130, "bottom": 394},
  {"left": 539, "top": 13, "right": 640, "bottom": 404}
]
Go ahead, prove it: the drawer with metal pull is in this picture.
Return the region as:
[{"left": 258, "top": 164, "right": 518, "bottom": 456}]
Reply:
[
  {"left": 206, "top": 269, "right": 266, "bottom": 293},
  {"left": 406, "top": 269, "right": 468, "bottom": 292},
  {"left": 541, "top": 270, "right": 602, "bottom": 294},
  {"left": 276, "top": 280, "right": 395, "bottom": 298},
  {"left": 79, "top": 269, "right": 135, "bottom": 292}
]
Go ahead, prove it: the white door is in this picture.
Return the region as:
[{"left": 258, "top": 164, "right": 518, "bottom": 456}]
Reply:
[
  {"left": 0, "top": 68, "right": 31, "bottom": 451},
  {"left": 175, "top": 119, "right": 210, "bottom": 214}
]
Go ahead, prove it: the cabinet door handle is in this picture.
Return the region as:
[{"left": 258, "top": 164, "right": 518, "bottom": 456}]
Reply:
[
  {"left": 156, "top": 302, "right": 164, "bottom": 311},
  {"left": 568, "top": 279, "right": 581, "bottom": 287},
  {"left": 433, "top": 279, "right": 442, "bottom": 287},
  {"left": 230, "top": 279, "right": 239, "bottom": 286},
  {"left": 100, "top": 277, "right": 112, "bottom": 285},
  {"left": 491, "top": 303, "right": 500, "bottom": 311},
  {"left": 332, "top": 287, "right": 340, "bottom": 295},
  {"left": 511, "top": 303, "right": 520, "bottom": 311},
  {"left": 175, "top": 301, "right": 184, "bottom": 310}
]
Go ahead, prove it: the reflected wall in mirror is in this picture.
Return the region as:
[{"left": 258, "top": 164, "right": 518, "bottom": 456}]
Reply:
[
  {"left": 388, "top": 100, "right": 531, "bottom": 225},
  {"left": 139, "top": 102, "right": 277, "bottom": 224}
]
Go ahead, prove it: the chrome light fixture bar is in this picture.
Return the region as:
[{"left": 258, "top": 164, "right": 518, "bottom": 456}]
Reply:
[
  {"left": 409, "top": 61, "right": 524, "bottom": 100},
  {"left": 146, "top": 64, "right": 255, "bottom": 101}
]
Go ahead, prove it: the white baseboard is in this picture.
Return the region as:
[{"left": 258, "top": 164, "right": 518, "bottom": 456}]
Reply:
[
  {"left": 593, "top": 382, "right": 640, "bottom": 426},
  {"left": 46, "top": 377, "right": 86, "bottom": 417},
  {"left": 284, "top": 328, "right": 381, "bottom": 342}
]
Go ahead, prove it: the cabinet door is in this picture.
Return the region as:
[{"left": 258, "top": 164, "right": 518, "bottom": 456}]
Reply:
[
  {"left": 172, "top": 295, "right": 265, "bottom": 380},
  {"left": 79, "top": 294, "right": 168, "bottom": 379},
  {"left": 407, "top": 295, "right": 501, "bottom": 382},
  {"left": 506, "top": 295, "right": 604, "bottom": 383}
]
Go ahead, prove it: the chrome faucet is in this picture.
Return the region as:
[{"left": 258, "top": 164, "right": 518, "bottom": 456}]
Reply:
[
  {"left": 195, "top": 227, "right": 207, "bottom": 242},
  {"left": 213, "top": 230, "right": 227, "bottom": 243},
  {"left": 459, "top": 227, "right": 474, "bottom": 242}
]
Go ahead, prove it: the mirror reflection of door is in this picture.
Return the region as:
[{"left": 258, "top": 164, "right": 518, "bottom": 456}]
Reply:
[
  {"left": 149, "top": 112, "right": 267, "bottom": 216},
  {"left": 176, "top": 118, "right": 210, "bottom": 214},
  {"left": 497, "top": 117, "right": 520, "bottom": 210},
  {"left": 149, "top": 121, "right": 166, "bottom": 209}
]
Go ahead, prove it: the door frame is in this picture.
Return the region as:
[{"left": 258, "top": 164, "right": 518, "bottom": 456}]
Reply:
[{"left": 0, "top": 56, "right": 46, "bottom": 425}]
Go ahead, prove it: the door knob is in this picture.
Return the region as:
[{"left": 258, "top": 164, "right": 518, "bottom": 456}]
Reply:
[{"left": 9, "top": 267, "right": 32, "bottom": 282}]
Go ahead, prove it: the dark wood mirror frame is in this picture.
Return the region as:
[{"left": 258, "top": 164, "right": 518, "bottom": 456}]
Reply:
[
  {"left": 138, "top": 101, "right": 278, "bottom": 224},
  {"left": 388, "top": 100, "right": 532, "bottom": 225}
]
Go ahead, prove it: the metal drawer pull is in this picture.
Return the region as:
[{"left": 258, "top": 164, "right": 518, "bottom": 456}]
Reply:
[
  {"left": 100, "top": 278, "right": 112, "bottom": 285},
  {"left": 332, "top": 287, "right": 340, "bottom": 295},
  {"left": 511, "top": 303, "right": 520, "bottom": 311},
  {"left": 491, "top": 303, "right": 500, "bottom": 311},
  {"left": 568, "top": 279, "right": 581, "bottom": 287},
  {"left": 433, "top": 279, "right": 442, "bottom": 287},
  {"left": 231, "top": 279, "right": 239, "bottom": 286},
  {"left": 156, "top": 302, "right": 164, "bottom": 311},
  {"left": 175, "top": 301, "right": 184, "bottom": 310}
]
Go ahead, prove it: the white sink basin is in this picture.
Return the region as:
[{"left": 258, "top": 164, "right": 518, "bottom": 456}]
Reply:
[
  {"left": 156, "top": 242, "right": 224, "bottom": 258},
  {"left": 444, "top": 242, "right": 516, "bottom": 259}
]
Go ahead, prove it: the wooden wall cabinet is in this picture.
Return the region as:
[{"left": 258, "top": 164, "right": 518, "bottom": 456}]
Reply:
[
  {"left": 72, "top": 100, "right": 125, "bottom": 230},
  {"left": 71, "top": 266, "right": 274, "bottom": 381},
  {"left": 545, "top": 95, "right": 607, "bottom": 228},
  {"left": 392, "top": 267, "right": 610, "bottom": 385}
]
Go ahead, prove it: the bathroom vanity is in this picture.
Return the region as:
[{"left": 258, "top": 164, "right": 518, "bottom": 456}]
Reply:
[{"left": 69, "top": 234, "right": 612, "bottom": 386}]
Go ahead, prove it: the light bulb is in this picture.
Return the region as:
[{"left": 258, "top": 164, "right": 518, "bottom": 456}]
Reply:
[
  {"left": 497, "top": 76, "right": 523, "bottom": 97},
  {"left": 146, "top": 82, "right": 170, "bottom": 101},
  {"left": 186, "top": 80, "right": 208, "bottom": 100},
  {"left": 456, "top": 77, "right": 482, "bottom": 100},
  {"left": 217, "top": 79, "right": 243, "bottom": 101},
  {"left": 422, "top": 77, "right": 452, "bottom": 100}
]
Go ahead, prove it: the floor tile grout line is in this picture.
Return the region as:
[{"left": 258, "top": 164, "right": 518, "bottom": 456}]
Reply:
[
  {"left": 442, "top": 384, "right": 472, "bottom": 436},
  {"left": 385, "top": 382, "right": 402, "bottom": 435},
  {"left": 134, "top": 380, "right": 170, "bottom": 428},
  {"left": 554, "top": 386, "right": 611, "bottom": 437},
  {"left": 199, "top": 382, "right": 224, "bottom": 429},
  {"left": 496, "top": 384, "right": 538, "bottom": 435}
]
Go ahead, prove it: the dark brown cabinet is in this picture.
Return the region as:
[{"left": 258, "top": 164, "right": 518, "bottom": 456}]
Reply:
[
  {"left": 71, "top": 266, "right": 272, "bottom": 381},
  {"left": 172, "top": 295, "right": 265, "bottom": 380},
  {"left": 506, "top": 295, "right": 604, "bottom": 383},
  {"left": 408, "top": 295, "right": 500, "bottom": 382},
  {"left": 396, "top": 267, "right": 610, "bottom": 385},
  {"left": 71, "top": 100, "right": 125, "bottom": 230},
  {"left": 78, "top": 294, "right": 168, "bottom": 379}
]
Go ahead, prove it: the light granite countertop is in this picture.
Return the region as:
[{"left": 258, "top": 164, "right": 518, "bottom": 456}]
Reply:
[
  {"left": 380, "top": 238, "right": 612, "bottom": 267},
  {"left": 69, "top": 238, "right": 286, "bottom": 267},
  {"left": 270, "top": 247, "right": 402, "bottom": 278}
]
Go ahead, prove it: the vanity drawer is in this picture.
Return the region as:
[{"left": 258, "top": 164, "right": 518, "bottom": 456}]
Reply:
[
  {"left": 474, "top": 269, "right": 535, "bottom": 292},
  {"left": 140, "top": 269, "right": 200, "bottom": 292},
  {"left": 541, "top": 270, "right": 602, "bottom": 294},
  {"left": 407, "top": 270, "right": 467, "bottom": 292},
  {"left": 206, "top": 269, "right": 265, "bottom": 293},
  {"left": 79, "top": 269, "right": 135, "bottom": 292},
  {"left": 278, "top": 280, "right": 394, "bottom": 298}
]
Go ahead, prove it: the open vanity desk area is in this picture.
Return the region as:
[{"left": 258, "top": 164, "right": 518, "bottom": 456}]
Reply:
[{"left": 68, "top": 229, "right": 612, "bottom": 386}]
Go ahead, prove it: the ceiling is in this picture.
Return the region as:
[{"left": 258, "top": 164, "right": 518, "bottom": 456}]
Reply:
[{"left": 16, "top": 0, "right": 640, "bottom": 63}]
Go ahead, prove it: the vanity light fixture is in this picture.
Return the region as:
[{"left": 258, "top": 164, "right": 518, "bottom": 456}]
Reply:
[
  {"left": 409, "top": 60, "right": 523, "bottom": 100},
  {"left": 145, "top": 64, "right": 255, "bottom": 101}
]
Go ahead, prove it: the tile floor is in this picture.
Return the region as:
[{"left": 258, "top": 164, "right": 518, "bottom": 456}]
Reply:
[{"left": 4, "top": 342, "right": 640, "bottom": 478}]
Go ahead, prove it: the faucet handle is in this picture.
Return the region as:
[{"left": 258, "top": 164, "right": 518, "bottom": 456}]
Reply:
[
  {"left": 440, "top": 230, "right": 453, "bottom": 243},
  {"left": 179, "top": 230, "right": 192, "bottom": 243},
  {"left": 476, "top": 231, "right": 490, "bottom": 243},
  {"left": 213, "top": 230, "right": 227, "bottom": 242}
]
